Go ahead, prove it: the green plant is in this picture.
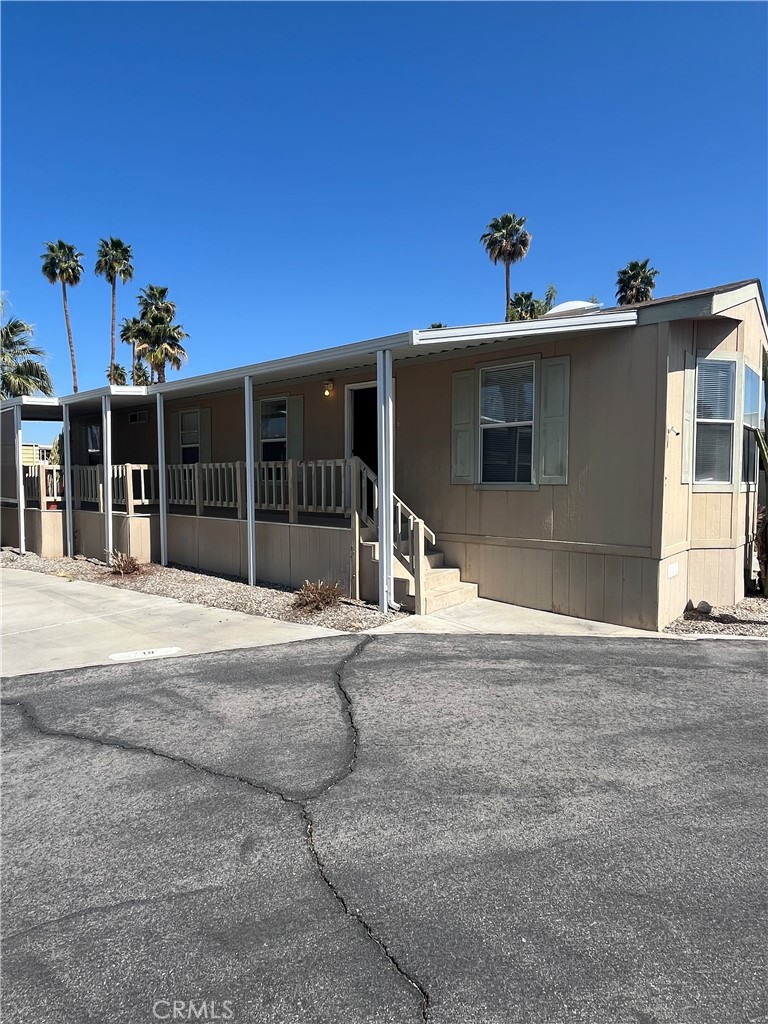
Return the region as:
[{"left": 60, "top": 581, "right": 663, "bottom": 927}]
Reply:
[
  {"left": 615, "top": 259, "right": 660, "bottom": 305},
  {"left": 133, "top": 285, "right": 188, "bottom": 384},
  {"left": 480, "top": 213, "right": 532, "bottom": 320},
  {"left": 0, "top": 303, "right": 54, "bottom": 399},
  {"left": 40, "top": 239, "right": 84, "bottom": 392},
  {"left": 95, "top": 237, "right": 134, "bottom": 385},
  {"left": 110, "top": 550, "right": 141, "bottom": 575},
  {"left": 293, "top": 579, "right": 343, "bottom": 610}
]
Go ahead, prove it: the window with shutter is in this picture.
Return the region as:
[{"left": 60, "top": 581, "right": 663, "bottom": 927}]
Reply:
[
  {"left": 259, "top": 398, "right": 288, "bottom": 461},
  {"left": 479, "top": 363, "right": 535, "bottom": 484},
  {"left": 742, "top": 365, "right": 762, "bottom": 484},
  {"left": 694, "top": 359, "right": 735, "bottom": 483}
]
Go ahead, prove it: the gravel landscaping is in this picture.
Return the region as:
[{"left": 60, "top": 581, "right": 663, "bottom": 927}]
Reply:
[
  {"left": 664, "top": 594, "right": 768, "bottom": 637},
  {"left": 0, "top": 549, "right": 407, "bottom": 632}
]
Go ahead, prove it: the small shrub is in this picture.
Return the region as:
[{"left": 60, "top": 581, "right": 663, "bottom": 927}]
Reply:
[
  {"left": 293, "top": 579, "right": 343, "bottom": 611},
  {"left": 110, "top": 550, "right": 141, "bottom": 576}
]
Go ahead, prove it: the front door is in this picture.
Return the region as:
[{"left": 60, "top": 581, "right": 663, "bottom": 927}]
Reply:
[{"left": 350, "top": 385, "right": 378, "bottom": 473}]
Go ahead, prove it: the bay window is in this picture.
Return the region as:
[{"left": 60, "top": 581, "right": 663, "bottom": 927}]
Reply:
[
  {"left": 694, "top": 359, "right": 735, "bottom": 483},
  {"left": 742, "top": 365, "right": 762, "bottom": 485}
]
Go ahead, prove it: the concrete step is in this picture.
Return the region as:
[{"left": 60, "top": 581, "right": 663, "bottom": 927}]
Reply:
[
  {"left": 424, "top": 566, "right": 461, "bottom": 590},
  {"left": 425, "top": 550, "right": 444, "bottom": 569},
  {"left": 423, "top": 581, "right": 479, "bottom": 614}
]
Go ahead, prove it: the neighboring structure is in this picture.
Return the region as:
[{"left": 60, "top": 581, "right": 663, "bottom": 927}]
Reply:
[
  {"left": 21, "top": 442, "right": 54, "bottom": 466},
  {"left": 2, "top": 279, "right": 765, "bottom": 629}
]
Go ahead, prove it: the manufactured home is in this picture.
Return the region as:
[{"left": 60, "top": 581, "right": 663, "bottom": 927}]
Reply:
[{"left": 2, "top": 279, "right": 765, "bottom": 630}]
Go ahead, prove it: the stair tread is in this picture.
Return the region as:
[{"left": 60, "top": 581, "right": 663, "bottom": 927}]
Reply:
[{"left": 426, "top": 581, "right": 477, "bottom": 596}]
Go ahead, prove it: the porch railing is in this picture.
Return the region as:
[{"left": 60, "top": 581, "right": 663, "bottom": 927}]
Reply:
[
  {"left": 73, "top": 464, "right": 158, "bottom": 514},
  {"left": 22, "top": 464, "right": 65, "bottom": 507},
  {"left": 296, "top": 459, "right": 348, "bottom": 515},
  {"left": 350, "top": 456, "right": 435, "bottom": 615}
]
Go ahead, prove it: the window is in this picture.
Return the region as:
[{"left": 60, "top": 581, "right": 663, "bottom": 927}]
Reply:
[
  {"left": 85, "top": 424, "right": 101, "bottom": 467},
  {"left": 694, "top": 359, "right": 735, "bottom": 483},
  {"left": 180, "top": 410, "right": 200, "bottom": 464},
  {"left": 742, "top": 365, "right": 762, "bottom": 485},
  {"left": 129, "top": 410, "right": 148, "bottom": 425},
  {"left": 479, "top": 363, "right": 534, "bottom": 484},
  {"left": 260, "top": 398, "right": 287, "bottom": 461}
]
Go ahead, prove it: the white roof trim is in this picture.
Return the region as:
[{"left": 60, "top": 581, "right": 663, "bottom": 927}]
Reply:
[
  {"left": 1, "top": 395, "right": 60, "bottom": 408},
  {"left": 413, "top": 311, "right": 637, "bottom": 346},
  {"left": 58, "top": 385, "right": 149, "bottom": 406}
]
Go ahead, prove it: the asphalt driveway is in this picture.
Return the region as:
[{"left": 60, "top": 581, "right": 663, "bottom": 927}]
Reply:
[{"left": 1, "top": 635, "right": 765, "bottom": 1024}]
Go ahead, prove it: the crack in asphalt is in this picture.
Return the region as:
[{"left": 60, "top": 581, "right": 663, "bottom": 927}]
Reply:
[
  {"left": 3, "top": 883, "right": 232, "bottom": 945},
  {"left": 1, "top": 634, "right": 430, "bottom": 1023}
]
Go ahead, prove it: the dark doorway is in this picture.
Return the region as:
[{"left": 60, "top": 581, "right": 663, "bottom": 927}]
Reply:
[{"left": 350, "top": 385, "right": 378, "bottom": 473}]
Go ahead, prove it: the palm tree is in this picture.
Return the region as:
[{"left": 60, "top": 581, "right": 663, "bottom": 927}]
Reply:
[
  {"left": 120, "top": 315, "right": 147, "bottom": 384},
  {"left": 1, "top": 307, "right": 54, "bottom": 399},
  {"left": 106, "top": 363, "right": 128, "bottom": 386},
  {"left": 615, "top": 259, "right": 660, "bottom": 305},
  {"left": 506, "top": 291, "right": 542, "bottom": 322},
  {"left": 95, "top": 238, "right": 134, "bottom": 384},
  {"left": 40, "top": 240, "right": 84, "bottom": 392},
  {"left": 132, "top": 361, "right": 150, "bottom": 386},
  {"left": 480, "top": 213, "right": 532, "bottom": 321},
  {"left": 134, "top": 285, "right": 188, "bottom": 384}
]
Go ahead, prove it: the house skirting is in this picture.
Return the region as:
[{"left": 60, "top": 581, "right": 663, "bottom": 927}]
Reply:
[
  {"left": 167, "top": 514, "right": 353, "bottom": 590},
  {"left": 73, "top": 510, "right": 159, "bottom": 564},
  {"left": 1, "top": 506, "right": 66, "bottom": 559}
]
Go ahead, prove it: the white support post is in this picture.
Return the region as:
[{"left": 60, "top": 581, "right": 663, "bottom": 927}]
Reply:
[
  {"left": 102, "top": 394, "right": 113, "bottom": 564},
  {"left": 244, "top": 375, "right": 256, "bottom": 586},
  {"left": 156, "top": 393, "right": 168, "bottom": 566},
  {"left": 63, "top": 404, "right": 74, "bottom": 557},
  {"left": 376, "top": 349, "right": 396, "bottom": 612},
  {"left": 14, "top": 405, "right": 25, "bottom": 555}
]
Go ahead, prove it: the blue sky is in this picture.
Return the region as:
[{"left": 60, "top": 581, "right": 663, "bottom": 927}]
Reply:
[{"left": 3, "top": 1, "right": 767, "bottom": 438}]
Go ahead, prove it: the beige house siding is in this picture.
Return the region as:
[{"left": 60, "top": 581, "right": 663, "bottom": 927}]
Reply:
[
  {"left": 393, "top": 325, "right": 663, "bottom": 628},
  {"left": 658, "top": 298, "right": 767, "bottom": 621}
]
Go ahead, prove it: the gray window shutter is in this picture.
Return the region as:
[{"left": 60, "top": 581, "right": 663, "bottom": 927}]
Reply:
[
  {"left": 287, "top": 395, "right": 304, "bottom": 460},
  {"left": 682, "top": 350, "right": 695, "bottom": 484},
  {"left": 168, "top": 412, "right": 181, "bottom": 464},
  {"left": 539, "top": 356, "right": 570, "bottom": 485},
  {"left": 451, "top": 370, "right": 475, "bottom": 484},
  {"left": 199, "top": 408, "right": 212, "bottom": 463}
]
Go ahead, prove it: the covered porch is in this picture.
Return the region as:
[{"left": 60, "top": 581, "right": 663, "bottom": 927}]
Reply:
[{"left": 2, "top": 339, "right": 459, "bottom": 613}]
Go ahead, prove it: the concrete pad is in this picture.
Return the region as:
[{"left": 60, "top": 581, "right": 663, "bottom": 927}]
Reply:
[
  {"left": 0, "top": 568, "right": 341, "bottom": 677},
  {"left": 369, "top": 596, "right": 660, "bottom": 636}
]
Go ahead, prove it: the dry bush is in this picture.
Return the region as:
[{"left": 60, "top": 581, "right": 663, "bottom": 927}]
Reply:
[
  {"left": 110, "top": 550, "right": 141, "bottom": 576},
  {"left": 293, "top": 579, "right": 343, "bottom": 611}
]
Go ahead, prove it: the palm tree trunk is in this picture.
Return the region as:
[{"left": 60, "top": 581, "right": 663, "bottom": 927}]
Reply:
[
  {"left": 158, "top": 362, "right": 166, "bottom": 385},
  {"left": 131, "top": 342, "right": 136, "bottom": 384},
  {"left": 61, "top": 281, "right": 78, "bottom": 393},
  {"left": 504, "top": 261, "right": 511, "bottom": 321},
  {"left": 109, "top": 279, "right": 117, "bottom": 384}
]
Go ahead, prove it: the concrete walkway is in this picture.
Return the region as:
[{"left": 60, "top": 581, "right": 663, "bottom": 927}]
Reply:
[
  {"left": 371, "top": 595, "right": 660, "bottom": 636},
  {"left": 0, "top": 568, "right": 341, "bottom": 677}
]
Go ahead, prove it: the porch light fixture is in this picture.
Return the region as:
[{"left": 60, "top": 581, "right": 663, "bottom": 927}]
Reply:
[{"left": 323, "top": 380, "right": 335, "bottom": 397}]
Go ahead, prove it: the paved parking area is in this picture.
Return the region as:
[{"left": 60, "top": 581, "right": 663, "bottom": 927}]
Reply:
[{"left": 2, "top": 634, "right": 765, "bottom": 1023}]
